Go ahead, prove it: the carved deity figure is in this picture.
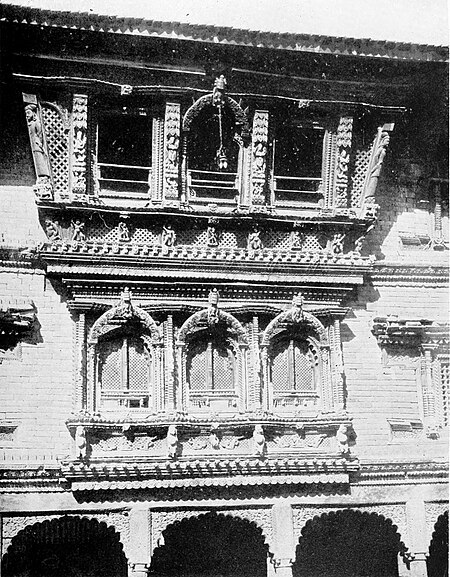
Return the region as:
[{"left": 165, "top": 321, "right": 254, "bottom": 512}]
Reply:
[
  {"left": 248, "top": 229, "right": 263, "bottom": 251},
  {"left": 209, "top": 425, "right": 221, "bottom": 450},
  {"left": 75, "top": 425, "right": 87, "bottom": 460},
  {"left": 71, "top": 219, "right": 86, "bottom": 242},
  {"left": 330, "top": 233, "right": 345, "bottom": 255},
  {"left": 167, "top": 425, "right": 178, "bottom": 459},
  {"left": 353, "top": 235, "right": 365, "bottom": 256},
  {"left": 116, "top": 287, "right": 134, "bottom": 320},
  {"left": 253, "top": 424, "right": 266, "bottom": 456},
  {"left": 118, "top": 221, "right": 130, "bottom": 242},
  {"left": 162, "top": 225, "right": 176, "bottom": 249},
  {"left": 25, "top": 104, "right": 51, "bottom": 178},
  {"left": 212, "top": 75, "right": 227, "bottom": 107},
  {"left": 45, "top": 219, "right": 61, "bottom": 241},
  {"left": 166, "top": 134, "right": 179, "bottom": 167},
  {"left": 207, "top": 288, "right": 220, "bottom": 326},
  {"left": 336, "top": 424, "right": 350, "bottom": 455},
  {"left": 291, "top": 293, "right": 305, "bottom": 323},
  {"left": 206, "top": 226, "right": 219, "bottom": 247}
]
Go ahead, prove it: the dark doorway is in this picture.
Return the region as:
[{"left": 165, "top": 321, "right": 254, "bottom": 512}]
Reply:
[
  {"left": 150, "top": 512, "right": 269, "bottom": 577},
  {"left": 427, "top": 511, "right": 449, "bottom": 577},
  {"left": 1, "top": 516, "right": 127, "bottom": 577},
  {"left": 293, "top": 510, "right": 407, "bottom": 577}
]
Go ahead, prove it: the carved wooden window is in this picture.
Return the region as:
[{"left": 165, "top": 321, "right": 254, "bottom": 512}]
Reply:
[
  {"left": 187, "top": 105, "right": 239, "bottom": 202},
  {"left": 97, "top": 334, "right": 152, "bottom": 410},
  {"left": 96, "top": 111, "right": 153, "bottom": 196},
  {"left": 186, "top": 334, "right": 238, "bottom": 410},
  {"left": 271, "top": 121, "right": 325, "bottom": 207},
  {"left": 269, "top": 337, "right": 320, "bottom": 409}
]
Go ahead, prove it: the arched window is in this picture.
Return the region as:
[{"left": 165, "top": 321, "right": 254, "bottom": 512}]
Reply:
[
  {"left": 269, "top": 336, "right": 320, "bottom": 410},
  {"left": 186, "top": 333, "right": 238, "bottom": 410},
  {"left": 96, "top": 329, "right": 153, "bottom": 411}
]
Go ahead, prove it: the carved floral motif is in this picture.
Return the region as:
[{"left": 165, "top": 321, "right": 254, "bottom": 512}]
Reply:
[
  {"left": 334, "top": 117, "right": 353, "bottom": 208},
  {"left": 72, "top": 95, "right": 88, "bottom": 197},
  {"left": 251, "top": 111, "right": 269, "bottom": 204},
  {"left": 164, "top": 103, "right": 181, "bottom": 200}
]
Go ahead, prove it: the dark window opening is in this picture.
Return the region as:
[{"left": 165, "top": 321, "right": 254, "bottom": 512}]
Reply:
[
  {"left": 188, "top": 105, "right": 239, "bottom": 200},
  {"left": 97, "top": 113, "right": 152, "bottom": 194},
  {"left": 273, "top": 124, "right": 324, "bottom": 204}
]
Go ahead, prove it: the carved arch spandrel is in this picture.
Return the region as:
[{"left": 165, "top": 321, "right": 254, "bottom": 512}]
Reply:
[
  {"left": 262, "top": 310, "right": 328, "bottom": 347},
  {"left": 178, "top": 309, "right": 249, "bottom": 346},
  {"left": 425, "top": 502, "right": 449, "bottom": 544},
  {"left": 88, "top": 305, "right": 161, "bottom": 345},
  {"left": 150, "top": 508, "right": 274, "bottom": 555},
  {"left": 182, "top": 94, "right": 250, "bottom": 136}
]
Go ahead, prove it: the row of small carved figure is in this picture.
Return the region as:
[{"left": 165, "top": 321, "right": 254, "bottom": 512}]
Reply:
[
  {"left": 45, "top": 219, "right": 366, "bottom": 255},
  {"left": 74, "top": 423, "right": 351, "bottom": 461}
]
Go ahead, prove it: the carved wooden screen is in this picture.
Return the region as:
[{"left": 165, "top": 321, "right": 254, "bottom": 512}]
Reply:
[
  {"left": 270, "top": 338, "right": 319, "bottom": 409},
  {"left": 97, "top": 335, "right": 152, "bottom": 410},
  {"left": 186, "top": 335, "right": 237, "bottom": 410}
]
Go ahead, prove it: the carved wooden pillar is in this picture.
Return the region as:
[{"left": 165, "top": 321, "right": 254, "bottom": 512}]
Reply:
[
  {"left": 271, "top": 503, "right": 295, "bottom": 577},
  {"left": 330, "top": 320, "right": 345, "bottom": 410},
  {"left": 334, "top": 116, "right": 353, "bottom": 208},
  {"left": 163, "top": 103, "right": 181, "bottom": 207},
  {"left": 361, "top": 122, "right": 395, "bottom": 216},
  {"left": 406, "top": 494, "right": 429, "bottom": 577},
  {"left": 71, "top": 94, "right": 88, "bottom": 201},
  {"left": 250, "top": 110, "right": 269, "bottom": 207},
  {"left": 320, "top": 345, "right": 333, "bottom": 411},
  {"left": 164, "top": 315, "right": 175, "bottom": 411},
  {"left": 180, "top": 133, "right": 189, "bottom": 204},
  {"left": 239, "top": 140, "right": 252, "bottom": 208},
  {"left": 150, "top": 117, "right": 164, "bottom": 202},
  {"left": 87, "top": 342, "right": 96, "bottom": 413},
  {"left": 238, "top": 345, "right": 249, "bottom": 412},
  {"left": 128, "top": 508, "right": 151, "bottom": 577},
  {"left": 261, "top": 346, "right": 270, "bottom": 411},
  {"left": 176, "top": 342, "right": 187, "bottom": 410},
  {"left": 321, "top": 129, "right": 337, "bottom": 208},
  {"left": 248, "top": 316, "right": 261, "bottom": 410},
  {"left": 74, "top": 312, "right": 86, "bottom": 411},
  {"left": 23, "top": 93, "right": 53, "bottom": 200}
]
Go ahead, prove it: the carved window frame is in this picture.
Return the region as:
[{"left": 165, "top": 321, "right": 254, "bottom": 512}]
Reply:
[
  {"left": 176, "top": 309, "right": 249, "bottom": 413},
  {"left": 85, "top": 302, "right": 163, "bottom": 415},
  {"left": 89, "top": 97, "right": 165, "bottom": 203},
  {"left": 418, "top": 346, "right": 450, "bottom": 433},
  {"left": 261, "top": 307, "right": 345, "bottom": 414}
]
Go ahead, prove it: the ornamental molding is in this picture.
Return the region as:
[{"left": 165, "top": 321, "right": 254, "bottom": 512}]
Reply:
[{"left": 424, "top": 502, "right": 449, "bottom": 543}]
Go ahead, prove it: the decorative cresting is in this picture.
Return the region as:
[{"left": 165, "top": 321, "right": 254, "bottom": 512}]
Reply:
[
  {"left": 360, "top": 122, "right": 395, "bottom": 218},
  {"left": 86, "top": 288, "right": 162, "bottom": 413},
  {"left": 1, "top": 515, "right": 129, "bottom": 576},
  {"left": 181, "top": 76, "right": 250, "bottom": 204},
  {"left": 261, "top": 294, "right": 344, "bottom": 413},
  {"left": 176, "top": 289, "right": 249, "bottom": 412}
]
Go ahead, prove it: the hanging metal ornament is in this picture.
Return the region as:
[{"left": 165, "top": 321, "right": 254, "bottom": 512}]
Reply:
[{"left": 213, "top": 75, "right": 228, "bottom": 171}]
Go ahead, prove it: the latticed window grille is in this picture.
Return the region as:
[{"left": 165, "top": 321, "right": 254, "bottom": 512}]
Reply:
[
  {"left": 271, "top": 338, "right": 318, "bottom": 393},
  {"left": 98, "top": 335, "right": 151, "bottom": 409},
  {"left": 41, "top": 104, "right": 70, "bottom": 197},
  {"left": 187, "top": 337, "right": 236, "bottom": 394}
]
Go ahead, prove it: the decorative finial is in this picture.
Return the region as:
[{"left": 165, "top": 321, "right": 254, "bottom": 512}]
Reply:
[
  {"left": 207, "top": 288, "right": 220, "bottom": 326},
  {"left": 214, "top": 75, "right": 227, "bottom": 91}
]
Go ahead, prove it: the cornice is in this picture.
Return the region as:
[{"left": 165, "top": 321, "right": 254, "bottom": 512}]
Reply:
[
  {"left": 371, "top": 262, "right": 449, "bottom": 285},
  {"left": 372, "top": 317, "right": 449, "bottom": 347}
]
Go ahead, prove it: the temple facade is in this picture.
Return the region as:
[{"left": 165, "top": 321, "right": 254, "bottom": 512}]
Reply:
[{"left": 0, "top": 3, "right": 448, "bottom": 577}]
